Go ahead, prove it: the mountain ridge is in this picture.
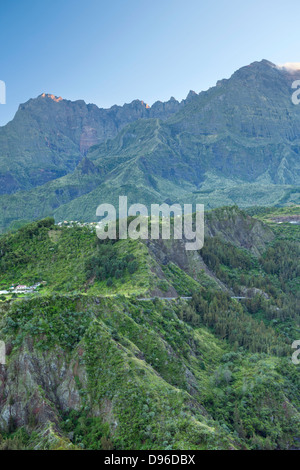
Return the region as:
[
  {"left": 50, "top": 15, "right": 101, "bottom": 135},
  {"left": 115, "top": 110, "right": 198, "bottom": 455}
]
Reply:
[
  {"left": 0, "top": 91, "right": 188, "bottom": 195},
  {"left": 1, "top": 59, "right": 300, "bottom": 231}
]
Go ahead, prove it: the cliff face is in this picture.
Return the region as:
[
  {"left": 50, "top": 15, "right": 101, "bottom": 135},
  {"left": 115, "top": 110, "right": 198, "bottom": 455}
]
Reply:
[
  {"left": 204, "top": 206, "right": 275, "bottom": 256},
  {"left": 0, "top": 94, "right": 182, "bottom": 195}
]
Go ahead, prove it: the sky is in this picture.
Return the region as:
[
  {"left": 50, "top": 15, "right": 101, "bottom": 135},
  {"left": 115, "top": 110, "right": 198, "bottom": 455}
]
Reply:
[{"left": 0, "top": 0, "right": 300, "bottom": 125}]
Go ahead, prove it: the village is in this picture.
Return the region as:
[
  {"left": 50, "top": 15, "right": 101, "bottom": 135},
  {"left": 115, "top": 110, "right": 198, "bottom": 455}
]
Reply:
[
  {"left": 0, "top": 281, "right": 46, "bottom": 296},
  {"left": 56, "top": 220, "right": 97, "bottom": 229}
]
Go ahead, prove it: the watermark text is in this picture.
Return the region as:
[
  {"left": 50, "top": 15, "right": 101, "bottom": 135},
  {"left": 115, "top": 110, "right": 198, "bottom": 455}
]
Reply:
[
  {"left": 292, "top": 80, "right": 300, "bottom": 105},
  {"left": 96, "top": 197, "right": 204, "bottom": 251},
  {"left": 0, "top": 341, "right": 5, "bottom": 365},
  {"left": 292, "top": 340, "right": 300, "bottom": 365},
  {"left": 0, "top": 80, "right": 6, "bottom": 104}
]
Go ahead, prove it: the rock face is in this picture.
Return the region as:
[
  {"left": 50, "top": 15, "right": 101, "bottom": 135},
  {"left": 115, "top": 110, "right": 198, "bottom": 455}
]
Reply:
[
  {"left": 0, "top": 94, "right": 182, "bottom": 195},
  {"left": 0, "top": 339, "right": 83, "bottom": 431},
  {"left": 205, "top": 206, "right": 275, "bottom": 256}
]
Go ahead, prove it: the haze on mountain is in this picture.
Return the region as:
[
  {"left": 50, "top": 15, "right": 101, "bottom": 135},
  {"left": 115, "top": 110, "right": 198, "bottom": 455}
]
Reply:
[{"left": 0, "top": 59, "right": 299, "bottom": 232}]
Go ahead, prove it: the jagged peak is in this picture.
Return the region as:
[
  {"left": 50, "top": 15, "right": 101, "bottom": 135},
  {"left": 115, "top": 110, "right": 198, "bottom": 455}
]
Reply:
[
  {"left": 185, "top": 90, "right": 197, "bottom": 101},
  {"left": 40, "top": 93, "right": 63, "bottom": 103},
  {"left": 141, "top": 100, "right": 151, "bottom": 109}
]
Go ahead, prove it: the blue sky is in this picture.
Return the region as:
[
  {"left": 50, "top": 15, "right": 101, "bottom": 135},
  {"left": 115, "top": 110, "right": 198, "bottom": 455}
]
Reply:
[{"left": 0, "top": 0, "right": 299, "bottom": 125}]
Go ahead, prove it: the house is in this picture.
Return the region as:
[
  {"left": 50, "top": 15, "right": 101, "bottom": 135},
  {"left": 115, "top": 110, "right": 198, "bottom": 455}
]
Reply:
[{"left": 15, "top": 285, "right": 32, "bottom": 293}]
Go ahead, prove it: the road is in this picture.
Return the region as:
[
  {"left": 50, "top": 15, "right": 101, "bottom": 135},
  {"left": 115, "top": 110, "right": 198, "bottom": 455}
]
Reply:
[{"left": 137, "top": 296, "right": 248, "bottom": 301}]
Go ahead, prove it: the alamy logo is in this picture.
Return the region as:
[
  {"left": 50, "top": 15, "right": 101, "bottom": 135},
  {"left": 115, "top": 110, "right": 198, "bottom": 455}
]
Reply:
[
  {"left": 96, "top": 197, "right": 204, "bottom": 251},
  {"left": 0, "top": 341, "right": 5, "bottom": 365},
  {"left": 291, "top": 80, "right": 300, "bottom": 105},
  {"left": 0, "top": 80, "right": 6, "bottom": 104}
]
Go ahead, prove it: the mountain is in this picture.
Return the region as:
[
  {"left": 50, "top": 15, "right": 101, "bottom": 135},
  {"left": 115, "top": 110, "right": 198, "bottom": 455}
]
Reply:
[
  {"left": 0, "top": 93, "right": 183, "bottom": 195},
  {"left": 0, "top": 207, "right": 299, "bottom": 449},
  {"left": 0, "top": 60, "right": 300, "bottom": 232}
]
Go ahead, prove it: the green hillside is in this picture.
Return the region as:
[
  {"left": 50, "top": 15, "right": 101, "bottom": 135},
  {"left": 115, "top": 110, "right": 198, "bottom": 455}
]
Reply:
[{"left": 0, "top": 207, "right": 299, "bottom": 450}]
